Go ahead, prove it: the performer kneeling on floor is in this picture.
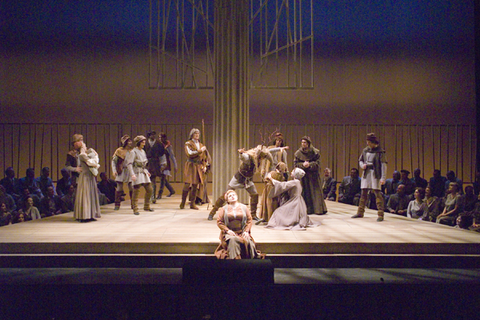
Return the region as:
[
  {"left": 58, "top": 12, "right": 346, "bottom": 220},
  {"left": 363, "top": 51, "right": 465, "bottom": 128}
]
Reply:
[{"left": 214, "top": 190, "right": 265, "bottom": 259}]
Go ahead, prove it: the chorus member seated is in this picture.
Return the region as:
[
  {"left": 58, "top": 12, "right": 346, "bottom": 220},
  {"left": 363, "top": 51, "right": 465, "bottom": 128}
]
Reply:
[
  {"left": 321, "top": 168, "right": 337, "bottom": 201},
  {"left": 40, "top": 186, "right": 62, "bottom": 217},
  {"left": 97, "top": 172, "right": 116, "bottom": 204},
  {"left": 445, "top": 170, "right": 464, "bottom": 195},
  {"left": 257, "top": 162, "right": 288, "bottom": 224},
  {"left": 412, "top": 168, "right": 428, "bottom": 190},
  {"left": 381, "top": 171, "right": 401, "bottom": 204},
  {"left": 56, "top": 168, "right": 73, "bottom": 198},
  {"left": 436, "top": 182, "right": 463, "bottom": 226},
  {"left": 462, "top": 186, "right": 478, "bottom": 212},
  {"left": 60, "top": 184, "right": 76, "bottom": 213},
  {"left": 0, "top": 185, "right": 17, "bottom": 213},
  {"left": 214, "top": 190, "right": 264, "bottom": 259},
  {"left": 429, "top": 169, "right": 447, "bottom": 198},
  {"left": 294, "top": 136, "right": 328, "bottom": 215},
  {"left": 12, "top": 212, "right": 26, "bottom": 224},
  {"left": 423, "top": 186, "right": 441, "bottom": 222},
  {"left": 265, "top": 168, "right": 320, "bottom": 230},
  {"left": 35, "top": 167, "right": 56, "bottom": 197},
  {"left": 407, "top": 187, "right": 426, "bottom": 219},
  {"left": 16, "top": 187, "right": 41, "bottom": 211},
  {"left": 473, "top": 172, "right": 480, "bottom": 196},
  {"left": 468, "top": 202, "right": 480, "bottom": 232},
  {"left": 399, "top": 170, "right": 416, "bottom": 196},
  {"left": 0, "top": 167, "right": 20, "bottom": 199},
  {"left": 127, "top": 135, "right": 154, "bottom": 216},
  {"left": 386, "top": 185, "right": 410, "bottom": 216},
  {"left": 0, "top": 202, "right": 13, "bottom": 226},
  {"left": 18, "top": 168, "right": 43, "bottom": 199},
  {"left": 338, "top": 168, "right": 361, "bottom": 206},
  {"left": 19, "top": 196, "right": 41, "bottom": 220}
]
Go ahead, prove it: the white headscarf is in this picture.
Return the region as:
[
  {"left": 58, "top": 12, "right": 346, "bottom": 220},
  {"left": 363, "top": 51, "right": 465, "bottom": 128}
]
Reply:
[{"left": 292, "top": 168, "right": 305, "bottom": 179}]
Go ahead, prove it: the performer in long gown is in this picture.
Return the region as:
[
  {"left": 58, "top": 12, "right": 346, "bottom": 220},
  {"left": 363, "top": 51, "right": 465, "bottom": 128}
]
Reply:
[
  {"left": 68, "top": 135, "right": 101, "bottom": 222},
  {"left": 265, "top": 168, "right": 320, "bottom": 230},
  {"left": 257, "top": 161, "right": 288, "bottom": 224},
  {"left": 215, "top": 190, "right": 264, "bottom": 259}
]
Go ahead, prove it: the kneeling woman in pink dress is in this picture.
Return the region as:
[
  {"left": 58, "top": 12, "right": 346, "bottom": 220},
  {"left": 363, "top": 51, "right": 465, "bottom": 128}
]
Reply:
[{"left": 215, "top": 190, "right": 264, "bottom": 259}]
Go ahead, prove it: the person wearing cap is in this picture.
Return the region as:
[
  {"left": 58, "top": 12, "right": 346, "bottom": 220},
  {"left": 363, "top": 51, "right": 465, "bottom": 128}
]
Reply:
[
  {"left": 144, "top": 130, "right": 165, "bottom": 204},
  {"left": 111, "top": 135, "right": 134, "bottom": 210},
  {"left": 157, "top": 132, "right": 178, "bottom": 199},
  {"left": 126, "top": 135, "right": 154, "bottom": 215},
  {"left": 214, "top": 190, "right": 264, "bottom": 259},
  {"left": 352, "top": 133, "right": 387, "bottom": 222},
  {"left": 72, "top": 134, "right": 101, "bottom": 222},
  {"left": 265, "top": 168, "right": 320, "bottom": 230},
  {"left": 293, "top": 136, "right": 328, "bottom": 215},
  {"left": 181, "top": 128, "right": 209, "bottom": 210}
]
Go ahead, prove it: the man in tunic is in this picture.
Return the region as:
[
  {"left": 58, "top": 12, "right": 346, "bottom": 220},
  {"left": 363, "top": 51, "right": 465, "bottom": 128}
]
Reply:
[
  {"left": 181, "top": 128, "right": 209, "bottom": 210},
  {"left": 111, "top": 135, "right": 134, "bottom": 210},
  {"left": 144, "top": 130, "right": 165, "bottom": 204},
  {"left": 351, "top": 133, "right": 387, "bottom": 222},
  {"left": 207, "top": 145, "right": 273, "bottom": 221},
  {"left": 293, "top": 136, "right": 328, "bottom": 215},
  {"left": 126, "top": 135, "right": 153, "bottom": 215}
]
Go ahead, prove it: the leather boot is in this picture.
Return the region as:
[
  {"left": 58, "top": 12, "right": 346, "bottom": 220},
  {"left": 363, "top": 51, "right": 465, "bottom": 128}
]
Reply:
[
  {"left": 129, "top": 190, "right": 133, "bottom": 209},
  {"left": 208, "top": 195, "right": 226, "bottom": 220},
  {"left": 189, "top": 184, "right": 199, "bottom": 210},
  {"left": 132, "top": 187, "right": 140, "bottom": 215},
  {"left": 352, "top": 190, "right": 367, "bottom": 218},
  {"left": 114, "top": 190, "right": 122, "bottom": 210},
  {"left": 250, "top": 194, "right": 261, "bottom": 221},
  {"left": 375, "top": 191, "right": 385, "bottom": 222},
  {"left": 180, "top": 187, "right": 189, "bottom": 209},
  {"left": 144, "top": 184, "right": 154, "bottom": 211},
  {"left": 151, "top": 184, "right": 157, "bottom": 204}
]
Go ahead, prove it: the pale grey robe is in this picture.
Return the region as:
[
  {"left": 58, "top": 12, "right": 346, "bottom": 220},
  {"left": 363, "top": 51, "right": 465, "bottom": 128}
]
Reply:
[
  {"left": 265, "top": 179, "right": 320, "bottom": 230},
  {"left": 74, "top": 151, "right": 101, "bottom": 220}
]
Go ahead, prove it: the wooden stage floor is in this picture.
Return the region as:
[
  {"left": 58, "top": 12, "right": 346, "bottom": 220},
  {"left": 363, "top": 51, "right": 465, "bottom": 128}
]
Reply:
[{"left": 1, "top": 193, "right": 480, "bottom": 266}]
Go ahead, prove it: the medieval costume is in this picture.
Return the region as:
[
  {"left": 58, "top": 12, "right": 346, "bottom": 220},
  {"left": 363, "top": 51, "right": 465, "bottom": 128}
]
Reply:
[
  {"left": 144, "top": 130, "right": 166, "bottom": 204},
  {"left": 126, "top": 135, "right": 153, "bottom": 215},
  {"left": 72, "top": 136, "right": 101, "bottom": 222},
  {"left": 352, "top": 133, "right": 387, "bottom": 222},
  {"left": 215, "top": 190, "right": 264, "bottom": 259},
  {"left": 208, "top": 145, "right": 273, "bottom": 221},
  {"left": 181, "top": 128, "right": 209, "bottom": 210},
  {"left": 258, "top": 162, "right": 288, "bottom": 224},
  {"left": 293, "top": 136, "right": 328, "bottom": 215},
  {"left": 266, "top": 168, "right": 320, "bottom": 230},
  {"left": 112, "top": 135, "right": 134, "bottom": 210},
  {"left": 157, "top": 132, "right": 178, "bottom": 199}
]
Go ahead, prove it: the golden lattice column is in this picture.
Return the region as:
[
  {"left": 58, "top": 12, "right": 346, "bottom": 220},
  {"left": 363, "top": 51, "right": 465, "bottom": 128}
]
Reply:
[{"left": 212, "top": 0, "right": 250, "bottom": 203}]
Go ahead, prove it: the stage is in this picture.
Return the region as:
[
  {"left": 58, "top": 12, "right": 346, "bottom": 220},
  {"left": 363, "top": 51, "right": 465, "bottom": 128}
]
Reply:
[
  {"left": 2, "top": 195, "right": 480, "bottom": 319},
  {"left": 1, "top": 194, "right": 480, "bottom": 269}
]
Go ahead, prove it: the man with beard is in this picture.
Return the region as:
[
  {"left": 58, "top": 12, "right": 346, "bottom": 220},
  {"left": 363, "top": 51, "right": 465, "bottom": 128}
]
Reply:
[{"left": 293, "top": 136, "right": 328, "bottom": 215}]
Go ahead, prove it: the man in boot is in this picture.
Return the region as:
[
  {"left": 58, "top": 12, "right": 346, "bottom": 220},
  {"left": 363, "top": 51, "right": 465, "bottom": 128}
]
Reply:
[
  {"left": 144, "top": 130, "right": 165, "bottom": 204},
  {"left": 126, "top": 135, "right": 154, "bottom": 215},
  {"left": 112, "top": 135, "right": 134, "bottom": 210},
  {"left": 208, "top": 145, "right": 273, "bottom": 221},
  {"left": 181, "top": 128, "right": 209, "bottom": 210},
  {"left": 352, "top": 133, "right": 387, "bottom": 222}
]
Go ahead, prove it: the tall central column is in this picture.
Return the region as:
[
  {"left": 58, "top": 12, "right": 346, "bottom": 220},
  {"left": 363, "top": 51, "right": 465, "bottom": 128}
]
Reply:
[{"left": 212, "top": 0, "right": 250, "bottom": 202}]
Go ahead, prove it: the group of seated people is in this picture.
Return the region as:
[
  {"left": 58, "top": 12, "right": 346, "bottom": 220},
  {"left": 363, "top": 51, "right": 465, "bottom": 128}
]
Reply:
[
  {"left": 322, "top": 167, "right": 480, "bottom": 231},
  {"left": 0, "top": 166, "right": 117, "bottom": 226}
]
